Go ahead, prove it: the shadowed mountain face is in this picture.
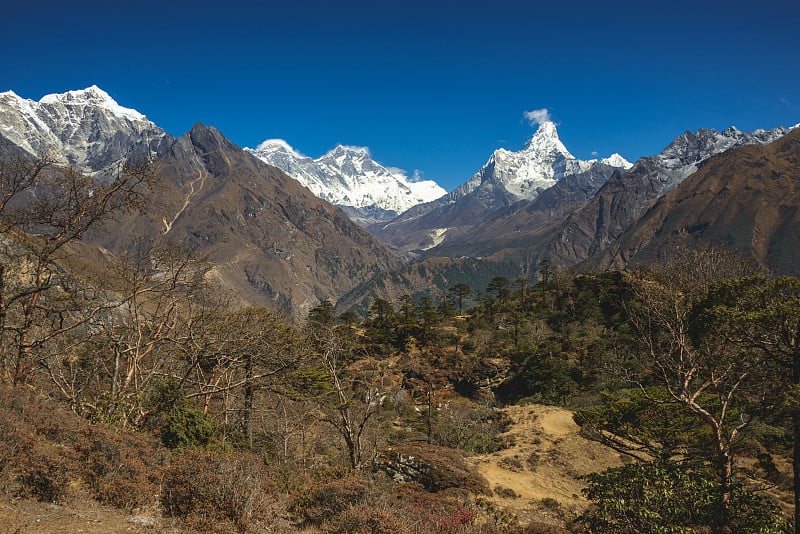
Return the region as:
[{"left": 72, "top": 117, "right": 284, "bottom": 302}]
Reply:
[
  {"left": 339, "top": 125, "right": 799, "bottom": 310},
  {"left": 95, "top": 124, "right": 404, "bottom": 318},
  {"left": 0, "top": 87, "right": 405, "bottom": 319},
  {"left": 595, "top": 128, "right": 800, "bottom": 274},
  {"left": 420, "top": 163, "right": 618, "bottom": 259},
  {"left": 544, "top": 125, "right": 793, "bottom": 267},
  {"left": 370, "top": 122, "right": 629, "bottom": 254}
]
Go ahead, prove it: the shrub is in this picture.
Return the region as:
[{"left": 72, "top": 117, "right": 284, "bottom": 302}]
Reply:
[
  {"left": 74, "top": 429, "right": 162, "bottom": 510},
  {"left": 0, "top": 385, "right": 162, "bottom": 508},
  {"left": 162, "top": 450, "right": 275, "bottom": 532},
  {"left": 393, "top": 486, "right": 480, "bottom": 533},
  {"left": 161, "top": 405, "right": 216, "bottom": 450},
  {"left": 327, "top": 502, "right": 408, "bottom": 534},
  {"left": 291, "top": 474, "right": 371, "bottom": 526},
  {"left": 499, "top": 456, "right": 524, "bottom": 472},
  {"left": 16, "top": 444, "right": 74, "bottom": 502},
  {"left": 578, "top": 460, "right": 787, "bottom": 533}
]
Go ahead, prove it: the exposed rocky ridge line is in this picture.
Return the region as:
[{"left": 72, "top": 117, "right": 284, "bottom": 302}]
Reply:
[
  {"left": 371, "top": 121, "right": 631, "bottom": 253},
  {"left": 0, "top": 86, "right": 171, "bottom": 172},
  {"left": 594, "top": 127, "right": 800, "bottom": 274},
  {"left": 92, "top": 123, "right": 404, "bottom": 319},
  {"left": 545, "top": 124, "right": 795, "bottom": 266},
  {"left": 247, "top": 139, "right": 445, "bottom": 226}
]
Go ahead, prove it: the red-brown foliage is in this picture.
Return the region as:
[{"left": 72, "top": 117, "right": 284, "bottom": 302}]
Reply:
[
  {"left": 161, "top": 450, "right": 276, "bottom": 533},
  {"left": 0, "top": 385, "right": 163, "bottom": 509}
]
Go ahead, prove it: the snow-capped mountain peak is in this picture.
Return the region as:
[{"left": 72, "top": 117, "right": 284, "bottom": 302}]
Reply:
[
  {"left": 600, "top": 153, "right": 633, "bottom": 169},
  {"left": 247, "top": 140, "right": 446, "bottom": 225},
  {"left": 532, "top": 120, "right": 559, "bottom": 139},
  {"left": 652, "top": 124, "right": 793, "bottom": 189},
  {"left": 453, "top": 121, "right": 629, "bottom": 201},
  {"left": 330, "top": 144, "right": 370, "bottom": 157},
  {"left": 522, "top": 121, "right": 571, "bottom": 155},
  {"left": 254, "top": 138, "right": 303, "bottom": 158},
  {"left": 0, "top": 86, "right": 168, "bottom": 172},
  {"left": 39, "top": 85, "right": 147, "bottom": 122}
]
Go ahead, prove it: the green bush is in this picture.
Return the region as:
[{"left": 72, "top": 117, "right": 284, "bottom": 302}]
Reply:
[
  {"left": 161, "top": 405, "right": 216, "bottom": 450},
  {"left": 578, "top": 460, "right": 787, "bottom": 533}
]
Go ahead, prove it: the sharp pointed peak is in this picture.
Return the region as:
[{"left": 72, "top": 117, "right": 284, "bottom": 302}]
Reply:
[
  {"left": 522, "top": 121, "right": 567, "bottom": 152},
  {"left": 533, "top": 121, "right": 559, "bottom": 139}
]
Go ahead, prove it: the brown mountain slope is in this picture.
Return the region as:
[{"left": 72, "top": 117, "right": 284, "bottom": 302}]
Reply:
[
  {"left": 95, "top": 124, "right": 404, "bottom": 318},
  {"left": 597, "top": 128, "right": 800, "bottom": 273}
]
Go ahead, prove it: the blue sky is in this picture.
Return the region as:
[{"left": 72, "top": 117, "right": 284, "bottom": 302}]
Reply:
[{"left": 3, "top": 0, "right": 798, "bottom": 191}]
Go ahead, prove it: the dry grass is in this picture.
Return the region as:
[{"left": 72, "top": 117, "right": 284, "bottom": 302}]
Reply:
[{"left": 468, "top": 403, "right": 627, "bottom": 527}]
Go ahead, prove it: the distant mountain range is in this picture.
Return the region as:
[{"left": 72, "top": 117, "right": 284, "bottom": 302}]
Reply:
[
  {"left": 370, "top": 121, "right": 632, "bottom": 253},
  {"left": 544, "top": 124, "right": 795, "bottom": 266},
  {"left": 595, "top": 127, "right": 800, "bottom": 274},
  {"left": 246, "top": 140, "right": 445, "bottom": 226},
  {"left": 336, "top": 124, "right": 799, "bottom": 314},
  {"left": 0, "top": 86, "right": 402, "bottom": 318},
  {"left": 1, "top": 85, "right": 798, "bottom": 318}
]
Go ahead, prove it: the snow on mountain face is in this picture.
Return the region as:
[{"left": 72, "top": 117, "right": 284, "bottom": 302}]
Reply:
[
  {"left": 601, "top": 153, "right": 633, "bottom": 169},
  {"left": 247, "top": 140, "right": 446, "bottom": 224},
  {"left": 648, "top": 124, "right": 793, "bottom": 191},
  {"left": 451, "top": 121, "right": 631, "bottom": 201},
  {"left": 0, "top": 86, "right": 168, "bottom": 172}
]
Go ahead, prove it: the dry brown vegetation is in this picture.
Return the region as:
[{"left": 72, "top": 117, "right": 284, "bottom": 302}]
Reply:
[
  {"left": 470, "top": 404, "right": 627, "bottom": 526},
  {"left": 0, "top": 146, "right": 794, "bottom": 534}
]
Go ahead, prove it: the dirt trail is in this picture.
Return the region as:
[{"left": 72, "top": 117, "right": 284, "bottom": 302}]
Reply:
[{"left": 468, "top": 403, "right": 626, "bottom": 526}]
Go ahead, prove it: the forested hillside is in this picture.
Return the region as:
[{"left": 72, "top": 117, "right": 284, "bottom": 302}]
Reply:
[{"left": 0, "top": 147, "right": 797, "bottom": 534}]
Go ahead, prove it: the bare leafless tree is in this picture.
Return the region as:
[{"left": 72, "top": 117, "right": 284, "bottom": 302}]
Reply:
[{"left": 0, "top": 148, "right": 155, "bottom": 385}]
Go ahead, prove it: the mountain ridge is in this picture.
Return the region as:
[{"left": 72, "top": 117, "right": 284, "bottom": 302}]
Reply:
[
  {"left": 94, "top": 122, "right": 405, "bottom": 318},
  {"left": 0, "top": 86, "right": 170, "bottom": 172},
  {"left": 247, "top": 139, "right": 446, "bottom": 226},
  {"left": 371, "top": 121, "right": 631, "bottom": 253},
  {"left": 0, "top": 87, "right": 405, "bottom": 318},
  {"left": 544, "top": 123, "right": 795, "bottom": 266},
  {"left": 594, "top": 127, "right": 800, "bottom": 274}
]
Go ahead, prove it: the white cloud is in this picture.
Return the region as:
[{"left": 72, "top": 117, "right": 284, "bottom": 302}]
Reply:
[
  {"left": 386, "top": 167, "right": 427, "bottom": 183},
  {"left": 781, "top": 97, "right": 800, "bottom": 111},
  {"left": 523, "top": 108, "right": 551, "bottom": 127},
  {"left": 591, "top": 150, "right": 599, "bottom": 157},
  {"left": 339, "top": 145, "right": 371, "bottom": 156},
  {"left": 386, "top": 166, "right": 406, "bottom": 177}
]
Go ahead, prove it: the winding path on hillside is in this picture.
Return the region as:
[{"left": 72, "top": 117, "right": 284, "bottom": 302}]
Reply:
[{"left": 163, "top": 158, "right": 208, "bottom": 234}]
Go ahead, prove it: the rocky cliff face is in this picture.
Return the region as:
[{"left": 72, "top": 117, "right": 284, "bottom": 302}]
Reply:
[
  {"left": 595, "top": 128, "right": 800, "bottom": 274},
  {"left": 545, "top": 125, "right": 794, "bottom": 266},
  {"left": 0, "top": 87, "right": 408, "bottom": 318},
  {"left": 97, "top": 123, "right": 405, "bottom": 318},
  {"left": 0, "top": 86, "right": 171, "bottom": 172},
  {"left": 372, "top": 122, "right": 630, "bottom": 253}
]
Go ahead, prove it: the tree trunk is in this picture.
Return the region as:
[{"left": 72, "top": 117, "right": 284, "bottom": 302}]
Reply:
[
  {"left": 794, "top": 354, "right": 800, "bottom": 534},
  {"left": 244, "top": 353, "right": 254, "bottom": 449},
  {"left": 714, "top": 451, "right": 734, "bottom": 534}
]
